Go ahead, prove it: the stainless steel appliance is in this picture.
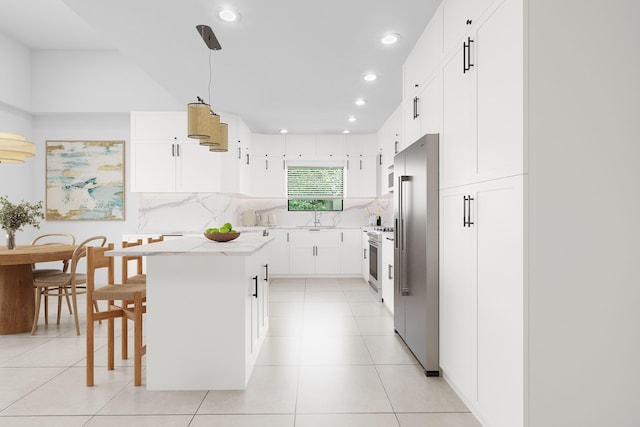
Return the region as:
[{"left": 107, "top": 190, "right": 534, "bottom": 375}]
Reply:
[
  {"left": 394, "top": 134, "right": 439, "bottom": 376},
  {"left": 367, "top": 227, "right": 394, "bottom": 301}
]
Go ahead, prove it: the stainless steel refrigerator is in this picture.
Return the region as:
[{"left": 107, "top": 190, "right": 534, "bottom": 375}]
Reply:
[{"left": 394, "top": 134, "right": 439, "bottom": 376}]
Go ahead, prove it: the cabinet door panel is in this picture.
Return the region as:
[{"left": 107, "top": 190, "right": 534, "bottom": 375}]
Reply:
[
  {"left": 476, "top": 176, "right": 523, "bottom": 427},
  {"left": 340, "top": 230, "right": 362, "bottom": 275},
  {"left": 268, "top": 230, "right": 290, "bottom": 275},
  {"left": 177, "top": 141, "right": 221, "bottom": 192},
  {"left": 441, "top": 45, "right": 475, "bottom": 189},
  {"left": 476, "top": 0, "right": 524, "bottom": 178},
  {"left": 439, "top": 187, "right": 475, "bottom": 401},
  {"left": 132, "top": 142, "right": 176, "bottom": 192},
  {"left": 420, "top": 72, "right": 443, "bottom": 136},
  {"left": 263, "top": 156, "right": 286, "bottom": 197},
  {"left": 443, "top": 0, "right": 493, "bottom": 53}
]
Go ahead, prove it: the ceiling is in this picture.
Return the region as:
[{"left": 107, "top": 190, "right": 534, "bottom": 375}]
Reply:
[{"left": 0, "top": 0, "right": 440, "bottom": 134}]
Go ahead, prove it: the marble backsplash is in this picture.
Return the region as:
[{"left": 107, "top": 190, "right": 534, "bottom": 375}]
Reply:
[{"left": 136, "top": 193, "right": 394, "bottom": 233}]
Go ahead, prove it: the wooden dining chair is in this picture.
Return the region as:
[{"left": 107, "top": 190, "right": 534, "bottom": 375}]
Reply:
[
  {"left": 120, "top": 235, "right": 163, "bottom": 359},
  {"left": 32, "top": 235, "right": 107, "bottom": 335},
  {"left": 30, "top": 233, "right": 76, "bottom": 323},
  {"left": 86, "top": 243, "right": 146, "bottom": 386}
]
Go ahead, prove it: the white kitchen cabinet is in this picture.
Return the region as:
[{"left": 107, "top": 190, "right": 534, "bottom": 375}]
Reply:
[
  {"left": 268, "top": 229, "right": 290, "bottom": 275},
  {"left": 245, "top": 253, "right": 269, "bottom": 362},
  {"left": 285, "top": 135, "right": 316, "bottom": 158},
  {"left": 288, "top": 229, "right": 341, "bottom": 276},
  {"left": 377, "top": 105, "right": 401, "bottom": 196},
  {"left": 361, "top": 229, "right": 369, "bottom": 282},
  {"left": 381, "top": 234, "right": 394, "bottom": 313},
  {"left": 442, "top": 0, "right": 493, "bottom": 54},
  {"left": 404, "top": 4, "right": 443, "bottom": 98},
  {"left": 345, "top": 155, "right": 377, "bottom": 198},
  {"left": 439, "top": 175, "right": 523, "bottom": 427},
  {"left": 346, "top": 134, "right": 377, "bottom": 156},
  {"left": 249, "top": 153, "right": 286, "bottom": 198},
  {"left": 440, "top": 0, "right": 523, "bottom": 189},
  {"left": 130, "top": 111, "right": 186, "bottom": 139},
  {"left": 132, "top": 138, "right": 221, "bottom": 192},
  {"left": 403, "top": 71, "right": 443, "bottom": 150},
  {"left": 339, "top": 229, "right": 362, "bottom": 275},
  {"left": 316, "top": 135, "right": 347, "bottom": 158}
]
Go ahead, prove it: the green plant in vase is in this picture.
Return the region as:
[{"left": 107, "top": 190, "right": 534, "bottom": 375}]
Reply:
[{"left": 0, "top": 196, "right": 44, "bottom": 250}]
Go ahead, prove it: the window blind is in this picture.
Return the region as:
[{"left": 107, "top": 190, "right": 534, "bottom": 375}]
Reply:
[{"left": 287, "top": 166, "right": 344, "bottom": 199}]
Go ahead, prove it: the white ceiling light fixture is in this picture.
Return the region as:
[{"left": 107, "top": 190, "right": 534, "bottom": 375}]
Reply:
[
  {"left": 0, "top": 132, "right": 36, "bottom": 164},
  {"left": 363, "top": 73, "right": 378, "bottom": 82},
  {"left": 347, "top": 116, "right": 357, "bottom": 122},
  {"left": 342, "top": 130, "right": 351, "bottom": 134},
  {"left": 280, "top": 129, "right": 288, "bottom": 134},
  {"left": 355, "top": 98, "right": 367, "bottom": 106},
  {"left": 218, "top": 9, "right": 239, "bottom": 22},
  {"left": 381, "top": 33, "right": 399, "bottom": 45}
]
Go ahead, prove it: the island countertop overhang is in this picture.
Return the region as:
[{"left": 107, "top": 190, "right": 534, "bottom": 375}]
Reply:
[{"left": 106, "top": 235, "right": 275, "bottom": 257}]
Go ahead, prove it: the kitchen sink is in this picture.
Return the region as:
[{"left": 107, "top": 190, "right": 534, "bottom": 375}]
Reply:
[{"left": 295, "top": 225, "right": 336, "bottom": 229}]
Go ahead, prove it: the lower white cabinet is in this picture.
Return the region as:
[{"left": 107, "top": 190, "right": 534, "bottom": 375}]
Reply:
[
  {"left": 381, "top": 234, "right": 394, "bottom": 313},
  {"left": 361, "top": 230, "right": 369, "bottom": 281},
  {"left": 268, "top": 229, "right": 290, "bottom": 274},
  {"left": 439, "top": 175, "right": 523, "bottom": 427},
  {"left": 289, "top": 229, "right": 341, "bottom": 275},
  {"left": 339, "top": 229, "right": 362, "bottom": 275}
]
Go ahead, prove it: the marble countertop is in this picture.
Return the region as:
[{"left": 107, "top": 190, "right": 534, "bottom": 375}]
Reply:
[{"left": 108, "top": 235, "right": 274, "bottom": 257}]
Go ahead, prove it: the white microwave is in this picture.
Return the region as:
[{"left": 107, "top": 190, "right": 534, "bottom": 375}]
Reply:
[{"left": 387, "top": 166, "right": 394, "bottom": 192}]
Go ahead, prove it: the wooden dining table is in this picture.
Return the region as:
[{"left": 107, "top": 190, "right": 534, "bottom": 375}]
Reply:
[{"left": 0, "top": 244, "right": 76, "bottom": 334}]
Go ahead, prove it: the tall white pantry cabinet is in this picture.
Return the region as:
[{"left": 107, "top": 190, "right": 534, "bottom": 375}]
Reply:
[{"left": 408, "top": 0, "right": 640, "bottom": 426}]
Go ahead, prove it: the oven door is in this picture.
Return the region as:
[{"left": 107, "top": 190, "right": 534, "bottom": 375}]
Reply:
[{"left": 368, "top": 239, "right": 382, "bottom": 301}]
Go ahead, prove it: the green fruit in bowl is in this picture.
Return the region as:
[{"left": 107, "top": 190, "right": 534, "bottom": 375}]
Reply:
[
  {"left": 223, "top": 222, "right": 233, "bottom": 230},
  {"left": 219, "top": 227, "right": 230, "bottom": 233},
  {"left": 230, "top": 229, "right": 237, "bottom": 233},
  {"left": 205, "top": 227, "right": 219, "bottom": 234}
]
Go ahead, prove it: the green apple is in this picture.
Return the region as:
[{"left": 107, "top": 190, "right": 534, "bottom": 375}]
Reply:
[{"left": 223, "top": 222, "right": 232, "bottom": 230}]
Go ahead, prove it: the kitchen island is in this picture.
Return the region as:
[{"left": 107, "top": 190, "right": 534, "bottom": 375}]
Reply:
[{"left": 107, "top": 234, "right": 273, "bottom": 390}]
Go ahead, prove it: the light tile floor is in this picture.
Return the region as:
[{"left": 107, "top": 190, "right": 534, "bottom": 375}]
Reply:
[{"left": 0, "top": 277, "right": 482, "bottom": 427}]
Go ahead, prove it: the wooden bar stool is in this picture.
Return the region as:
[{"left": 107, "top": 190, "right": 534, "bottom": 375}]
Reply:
[{"left": 86, "top": 244, "right": 146, "bottom": 387}]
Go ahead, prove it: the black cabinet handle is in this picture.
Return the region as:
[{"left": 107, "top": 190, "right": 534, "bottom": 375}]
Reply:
[
  {"left": 246, "top": 153, "right": 250, "bottom": 165},
  {"left": 379, "top": 153, "right": 382, "bottom": 165},
  {"left": 414, "top": 96, "right": 420, "bottom": 119},
  {"left": 176, "top": 144, "right": 180, "bottom": 157},
  {"left": 463, "top": 195, "right": 475, "bottom": 227},
  {"left": 265, "top": 159, "right": 269, "bottom": 170},
  {"left": 394, "top": 141, "right": 399, "bottom": 154},
  {"left": 463, "top": 37, "right": 474, "bottom": 74},
  {"left": 364, "top": 248, "right": 367, "bottom": 259},
  {"left": 388, "top": 264, "right": 393, "bottom": 280},
  {"left": 359, "top": 159, "right": 363, "bottom": 170},
  {"left": 171, "top": 144, "right": 175, "bottom": 157},
  {"left": 264, "top": 264, "right": 269, "bottom": 281},
  {"left": 252, "top": 275, "right": 258, "bottom": 298},
  {"left": 238, "top": 147, "right": 241, "bottom": 159}
]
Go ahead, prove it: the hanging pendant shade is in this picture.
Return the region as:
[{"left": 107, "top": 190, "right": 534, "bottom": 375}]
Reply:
[
  {"left": 199, "top": 114, "right": 222, "bottom": 146},
  {"left": 209, "top": 122, "right": 229, "bottom": 152},
  {"left": 187, "top": 102, "right": 212, "bottom": 139},
  {"left": 0, "top": 132, "right": 36, "bottom": 164}
]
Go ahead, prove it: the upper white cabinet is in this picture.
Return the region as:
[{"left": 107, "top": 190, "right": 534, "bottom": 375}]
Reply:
[
  {"left": 250, "top": 134, "right": 287, "bottom": 198},
  {"left": 402, "top": 5, "right": 443, "bottom": 148},
  {"left": 316, "top": 135, "right": 347, "bottom": 158},
  {"left": 441, "top": 0, "right": 524, "bottom": 188},
  {"left": 285, "top": 135, "right": 316, "bottom": 158},
  {"left": 442, "top": 0, "right": 493, "bottom": 53},
  {"left": 131, "top": 112, "right": 224, "bottom": 192}
]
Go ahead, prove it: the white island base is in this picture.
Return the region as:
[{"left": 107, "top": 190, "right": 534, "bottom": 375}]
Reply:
[{"left": 111, "top": 236, "right": 271, "bottom": 390}]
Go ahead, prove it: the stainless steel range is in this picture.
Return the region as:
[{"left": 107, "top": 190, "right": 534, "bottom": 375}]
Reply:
[{"left": 367, "top": 226, "right": 394, "bottom": 301}]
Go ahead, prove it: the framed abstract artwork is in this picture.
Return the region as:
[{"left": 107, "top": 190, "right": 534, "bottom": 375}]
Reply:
[{"left": 45, "top": 140, "right": 125, "bottom": 220}]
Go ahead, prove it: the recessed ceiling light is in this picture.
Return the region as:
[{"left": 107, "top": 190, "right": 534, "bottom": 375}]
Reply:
[
  {"left": 280, "top": 129, "right": 288, "bottom": 134},
  {"left": 363, "top": 73, "right": 378, "bottom": 82},
  {"left": 355, "top": 98, "right": 367, "bottom": 106},
  {"left": 347, "top": 116, "right": 357, "bottom": 122},
  {"left": 342, "top": 130, "right": 351, "bottom": 134},
  {"left": 219, "top": 9, "right": 238, "bottom": 22},
  {"left": 381, "top": 33, "right": 400, "bottom": 45}
]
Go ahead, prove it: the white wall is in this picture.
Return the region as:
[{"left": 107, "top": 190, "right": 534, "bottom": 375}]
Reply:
[
  {"left": 31, "top": 50, "right": 183, "bottom": 113},
  {"left": 0, "top": 33, "right": 31, "bottom": 112},
  {"left": 527, "top": 1, "right": 640, "bottom": 426}
]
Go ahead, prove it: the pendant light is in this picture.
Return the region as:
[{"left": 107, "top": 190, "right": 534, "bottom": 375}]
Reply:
[
  {"left": 0, "top": 132, "right": 36, "bottom": 164},
  {"left": 187, "top": 99, "right": 212, "bottom": 139},
  {"left": 209, "top": 122, "right": 229, "bottom": 152},
  {"left": 188, "top": 24, "right": 228, "bottom": 151}
]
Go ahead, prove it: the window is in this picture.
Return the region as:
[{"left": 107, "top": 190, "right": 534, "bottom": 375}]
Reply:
[{"left": 287, "top": 166, "right": 344, "bottom": 211}]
